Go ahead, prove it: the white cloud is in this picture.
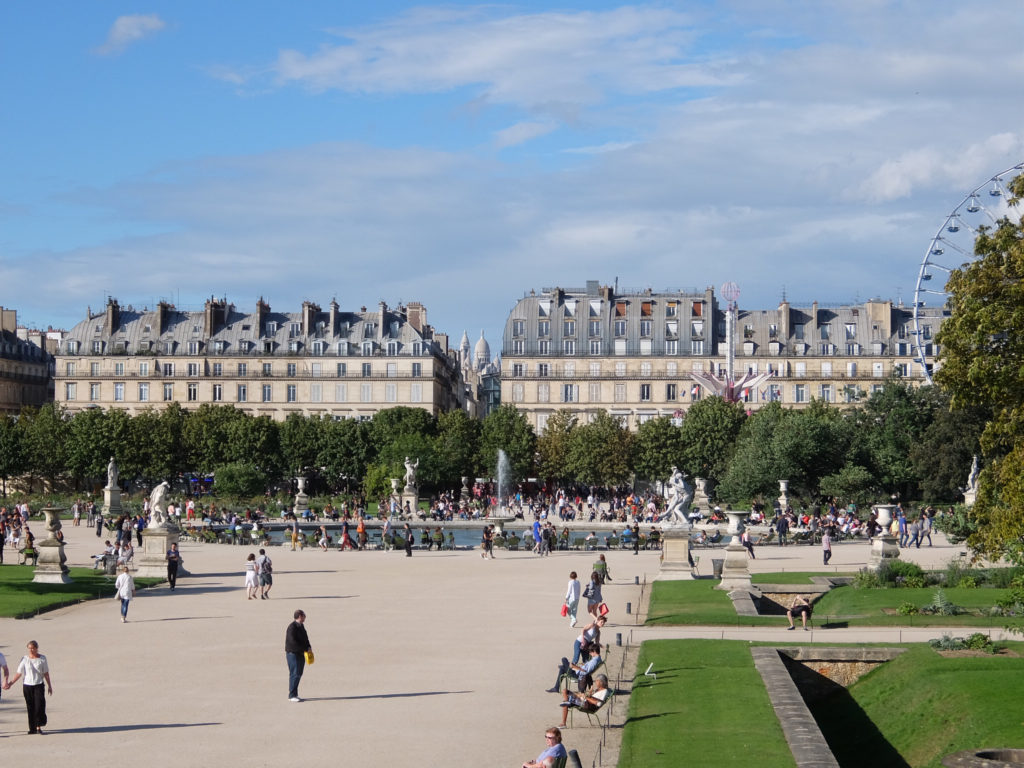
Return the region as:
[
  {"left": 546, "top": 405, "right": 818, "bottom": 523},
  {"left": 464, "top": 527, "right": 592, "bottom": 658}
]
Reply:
[
  {"left": 494, "top": 120, "right": 558, "bottom": 149},
  {"left": 95, "top": 14, "right": 166, "bottom": 56}
]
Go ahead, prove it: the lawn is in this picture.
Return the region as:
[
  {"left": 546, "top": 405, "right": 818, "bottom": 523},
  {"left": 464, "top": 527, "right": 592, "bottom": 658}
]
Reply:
[
  {"left": 619, "top": 639, "right": 795, "bottom": 768},
  {"left": 648, "top": 577, "right": 1015, "bottom": 629},
  {"left": 0, "top": 565, "right": 162, "bottom": 618},
  {"left": 811, "top": 642, "right": 1024, "bottom": 767}
]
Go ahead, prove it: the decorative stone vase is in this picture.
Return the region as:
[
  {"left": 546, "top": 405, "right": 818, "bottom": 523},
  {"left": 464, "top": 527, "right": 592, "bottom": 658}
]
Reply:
[{"left": 33, "top": 506, "right": 72, "bottom": 584}]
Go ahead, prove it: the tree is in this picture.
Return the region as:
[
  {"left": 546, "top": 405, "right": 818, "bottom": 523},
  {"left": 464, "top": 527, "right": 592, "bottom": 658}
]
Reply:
[
  {"left": 633, "top": 416, "right": 685, "bottom": 483},
  {"left": 182, "top": 405, "right": 249, "bottom": 475},
  {"left": 434, "top": 409, "right": 481, "bottom": 488},
  {"left": 18, "top": 403, "right": 69, "bottom": 491},
  {"left": 0, "top": 414, "right": 25, "bottom": 497},
  {"left": 566, "top": 410, "right": 633, "bottom": 488},
  {"left": 910, "top": 400, "right": 988, "bottom": 502},
  {"left": 214, "top": 461, "right": 269, "bottom": 498},
  {"left": 65, "top": 408, "right": 110, "bottom": 486},
  {"left": 535, "top": 409, "right": 578, "bottom": 484},
  {"left": 478, "top": 405, "right": 535, "bottom": 482},
  {"left": 319, "top": 418, "right": 373, "bottom": 490},
  {"left": 717, "top": 402, "right": 790, "bottom": 503},
  {"left": 278, "top": 413, "right": 322, "bottom": 475},
  {"left": 935, "top": 173, "right": 1024, "bottom": 561},
  {"left": 678, "top": 397, "right": 746, "bottom": 487},
  {"left": 369, "top": 407, "right": 437, "bottom": 453}
]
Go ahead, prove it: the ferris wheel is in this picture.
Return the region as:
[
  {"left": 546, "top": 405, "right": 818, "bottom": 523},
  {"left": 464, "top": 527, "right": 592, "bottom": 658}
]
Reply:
[{"left": 913, "top": 162, "right": 1024, "bottom": 384}]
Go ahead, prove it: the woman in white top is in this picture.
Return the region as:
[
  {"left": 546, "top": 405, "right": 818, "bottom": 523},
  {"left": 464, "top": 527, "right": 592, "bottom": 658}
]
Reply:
[
  {"left": 5, "top": 640, "right": 52, "bottom": 734},
  {"left": 564, "top": 571, "right": 581, "bottom": 628},
  {"left": 244, "top": 552, "right": 259, "bottom": 599},
  {"left": 115, "top": 564, "right": 136, "bottom": 622}
]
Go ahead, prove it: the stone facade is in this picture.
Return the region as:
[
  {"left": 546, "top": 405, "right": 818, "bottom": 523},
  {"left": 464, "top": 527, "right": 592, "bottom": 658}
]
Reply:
[
  {"left": 0, "top": 306, "right": 55, "bottom": 415},
  {"left": 501, "top": 281, "right": 945, "bottom": 432},
  {"left": 55, "top": 297, "right": 464, "bottom": 420}
]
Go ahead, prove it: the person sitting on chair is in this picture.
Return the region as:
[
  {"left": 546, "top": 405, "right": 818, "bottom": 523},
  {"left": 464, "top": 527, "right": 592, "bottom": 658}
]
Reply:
[
  {"left": 522, "top": 726, "right": 567, "bottom": 768},
  {"left": 558, "top": 673, "right": 610, "bottom": 727},
  {"left": 547, "top": 643, "right": 602, "bottom": 693},
  {"left": 787, "top": 594, "right": 812, "bottom": 631}
]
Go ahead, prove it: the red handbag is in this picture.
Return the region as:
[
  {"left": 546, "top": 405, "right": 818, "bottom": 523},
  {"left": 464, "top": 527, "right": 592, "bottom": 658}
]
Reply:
[
  {"left": 560, "top": 603, "right": 569, "bottom": 617},
  {"left": 599, "top": 602, "right": 610, "bottom": 617}
]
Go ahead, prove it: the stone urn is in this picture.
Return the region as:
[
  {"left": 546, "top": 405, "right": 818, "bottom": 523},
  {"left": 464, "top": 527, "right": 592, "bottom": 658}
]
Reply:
[
  {"left": 33, "top": 507, "right": 72, "bottom": 584},
  {"left": 868, "top": 504, "right": 900, "bottom": 572}
]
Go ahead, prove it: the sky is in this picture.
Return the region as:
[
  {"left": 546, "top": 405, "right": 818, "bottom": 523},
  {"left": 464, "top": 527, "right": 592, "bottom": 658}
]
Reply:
[{"left": 3, "top": 1, "right": 1024, "bottom": 357}]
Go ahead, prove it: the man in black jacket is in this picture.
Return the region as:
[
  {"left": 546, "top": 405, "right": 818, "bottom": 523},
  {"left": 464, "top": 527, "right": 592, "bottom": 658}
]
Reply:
[{"left": 285, "top": 610, "right": 312, "bottom": 702}]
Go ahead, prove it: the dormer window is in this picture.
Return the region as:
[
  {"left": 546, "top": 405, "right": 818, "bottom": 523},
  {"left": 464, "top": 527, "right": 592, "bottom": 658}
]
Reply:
[{"left": 214, "top": 340, "right": 226, "bottom": 354}]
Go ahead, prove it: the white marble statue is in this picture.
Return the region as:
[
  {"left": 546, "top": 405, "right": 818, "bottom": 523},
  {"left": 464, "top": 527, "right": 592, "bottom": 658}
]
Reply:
[
  {"left": 404, "top": 456, "right": 419, "bottom": 489},
  {"left": 107, "top": 456, "right": 119, "bottom": 489},
  {"left": 148, "top": 481, "right": 170, "bottom": 528},
  {"left": 664, "top": 465, "right": 694, "bottom": 525},
  {"left": 966, "top": 455, "right": 979, "bottom": 493}
]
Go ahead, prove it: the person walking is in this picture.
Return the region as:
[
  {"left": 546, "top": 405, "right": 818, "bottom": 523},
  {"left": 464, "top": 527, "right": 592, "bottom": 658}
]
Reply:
[
  {"left": 584, "top": 570, "right": 603, "bottom": 619},
  {"left": 166, "top": 542, "right": 182, "bottom": 590},
  {"left": 285, "top": 609, "right": 312, "bottom": 702},
  {"left": 564, "top": 571, "right": 581, "bottom": 628},
  {"left": 95, "top": 510, "right": 104, "bottom": 538},
  {"left": 4, "top": 640, "right": 52, "bottom": 734},
  {"left": 632, "top": 522, "right": 641, "bottom": 556},
  {"left": 244, "top": 553, "right": 259, "bottom": 599},
  {"left": 114, "top": 563, "right": 136, "bottom": 622},
  {"left": 741, "top": 529, "right": 756, "bottom": 559},
  {"left": 403, "top": 523, "right": 413, "bottom": 557},
  {"left": 255, "top": 548, "right": 273, "bottom": 599},
  {"left": 822, "top": 528, "right": 832, "bottom": 566}
]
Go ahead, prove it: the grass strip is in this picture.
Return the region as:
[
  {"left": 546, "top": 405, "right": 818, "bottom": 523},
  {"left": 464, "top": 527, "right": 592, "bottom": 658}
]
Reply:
[
  {"left": 620, "top": 639, "right": 795, "bottom": 768},
  {"left": 0, "top": 565, "right": 162, "bottom": 618}
]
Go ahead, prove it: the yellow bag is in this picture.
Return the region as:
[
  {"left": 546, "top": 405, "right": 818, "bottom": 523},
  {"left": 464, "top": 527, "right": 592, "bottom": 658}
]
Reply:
[{"left": 304, "top": 650, "right": 315, "bottom": 665}]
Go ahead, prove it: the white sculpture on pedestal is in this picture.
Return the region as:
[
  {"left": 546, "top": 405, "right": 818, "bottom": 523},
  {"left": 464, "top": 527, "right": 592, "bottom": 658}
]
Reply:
[
  {"left": 404, "top": 456, "right": 419, "bottom": 491},
  {"left": 664, "top": 466, "right": 694, "bottom": 525},
  {"left": 148, "top": 481, "right": 171, "bottom": 528}
]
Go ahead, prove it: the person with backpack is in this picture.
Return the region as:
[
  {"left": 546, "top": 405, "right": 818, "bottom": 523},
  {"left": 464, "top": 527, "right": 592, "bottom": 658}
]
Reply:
[{"left": 255, "top": 548, "right": 273, "bottom": 599}]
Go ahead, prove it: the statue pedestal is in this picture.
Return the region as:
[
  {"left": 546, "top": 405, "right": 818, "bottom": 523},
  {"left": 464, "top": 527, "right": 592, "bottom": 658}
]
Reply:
[
  {"left": 693, "top": 477, "right": 710, "bottom": 510},
  {"left": 33, "top": 507, "right": 72, "bottom": 584},
  {"left": 136, "top": 527, "right": 180, "bottom": 579},
  {"left": 716, "top": 541, "right": 753, "bottom": 592},
  {"left": 963, "top": 489, "right": 977, "bottom": 508},
  {"left": 401, "top": 491, "right": 419, "bottom": 516},
  {"left": 103, "top": 485, "right": 123, "bottom": 517},
  {"left": 867, "top": 504, "right": 901, "bottom": 572},
  {"left": 33, "top": 539, "right": 72, "bottom": 584},
  {"left": 657, "top": 528, "right": 696, "bottom": 580}
]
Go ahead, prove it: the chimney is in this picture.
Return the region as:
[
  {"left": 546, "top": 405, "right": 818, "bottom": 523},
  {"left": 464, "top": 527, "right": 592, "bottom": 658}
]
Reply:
[
  {"left": 156, "top": 301, "right": 171, "bottom": 335},
  {"left": 104, "top": 298, "right": 121, "bottom": 336},
  {"left": 406, "top": 302, "right": 425, "bottom": 333},
  {"left": 378, "top": 301, "right": 387, "bottom": 342},
  {"left": 302, "top": 301, "right": 320, "bottom": 337},
  {"left": 204, "top": 297, "right": 227, "bottom": 337},
  {"left": 329, "top": 299, "right": 339, "bottom": 336},
  {"left": 0, "top": 307, "right": 16, "bottom": 334}
]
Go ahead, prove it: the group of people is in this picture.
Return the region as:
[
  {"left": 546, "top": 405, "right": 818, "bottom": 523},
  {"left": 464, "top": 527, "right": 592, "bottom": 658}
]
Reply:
[{"left": 243, "top": 548, "right": 274, "bottom": 599}]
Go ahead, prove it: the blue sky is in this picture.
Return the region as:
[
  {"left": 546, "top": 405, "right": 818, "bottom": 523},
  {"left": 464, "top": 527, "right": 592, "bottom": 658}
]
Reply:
[{"left": 3, "top": 1, "right": 1024, "bottom": 357}]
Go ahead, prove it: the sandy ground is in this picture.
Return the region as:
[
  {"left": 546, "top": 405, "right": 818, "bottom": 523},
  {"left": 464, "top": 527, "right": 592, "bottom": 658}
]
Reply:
[{"left": 0, "top": 522, "right": 986, "bottom": 766}]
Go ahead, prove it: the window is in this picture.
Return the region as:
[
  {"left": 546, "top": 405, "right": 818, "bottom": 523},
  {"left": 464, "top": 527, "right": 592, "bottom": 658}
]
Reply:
[
  {"left": 639, "top": 320, "right": 652, "bottom": 337},
  {"left": 362, "top": 363, "right": 372, "bottom": 377},
  {"left": 139, "top": 362, "right": 149, "bottom": 377},
  {"left": 263, "top": 340, "right": 274, "bottom": 354},
  {"left": 65, "top": 382, "right": 77, "bottom": 400},
  {"left": 288, "top": 341, "right": 300, "bottom": 353},
  {"left": 187, "top": 383, "right": 198, "bottom": 402},
  {"left": 262, "top": 363, "right": 272, "bottom": 376},
  {"left": 91, "top": 362, "right": 100, "bottom": 376},
  {"left": 238, "top": 385, "right": 247, "bottom": 403},
  {"left": 386, "top": 362, "right": 397, "bottom": 378},
  {"left": 614, "top": 320, "right": 627, "bottom": 336},
  {"left": 113, "top": 382, "right": 124, "bottom": 401},
  {"left": 691, "top": 302, "right": 703, "bottom": 317},
  {"left": 821, "top": 362, "right": 832, "bottom": 377},
  {"left": 266, "top": 321, "right": 278, "bottom": 335},
  {"left": 163, "top": 363, "right": 175, "bottom": 377},
  {"left": 820, "top": 324, "right": 830, "bottom": 340},
  {"left": 922, "top": 325, "right": 932, "bottom": 340},
  {"left": 360, "top": 383, "right": 372, "bottom": 402},
  {"left": 690, "top": 321, "right": 704, "bottom": 337},
  {"left": 311, "top": 383, "right": 323, "bottom": 403},
  {"left": 640, "top": 383, "right": 651, "bottom": 401},
  {"left": 845, "top": 323, "right": 856, "bottom": 339},
  {"left": 794, "top": 323, "right": 805, "bottom": 340},
  {"left": 387, "top": 341, "right": 398, "bottom": 356},
  {"left": 873, "top": 362, "right": 884, "bottom": 378},
  {"left": 336, "top": 383, "right": 348, "bottom": 402},
  {"left": 640, "top": 362, "right": 652, "bottom": 377},
  {"left": 589, "top": 320, "right": 601, "bottom": 337},
  {"left": 213, "top": 384, "right": 223, "bottom": 402},
  {"left": 536, "top": 413, "right": 549, "bottom": 432},
  {"left": 188, "top": 341, "right": 200, "bottom": 355},
  {"left": 537, "top": 382, "right": 550, "bottom": 403},
  {"left": 563, "top": 339, "right": 576, "bottom": 355},
  {"left": 588, "top": 382, "right": 601, "bottom": 402},
  {"left": 512, "top": 363, "right": 524, "bottom": 377},
  {"left": 163, "top": 383, "right": 174, "bottom": 401},
  {"left": 589, "top": 362, "right": 600, "bottom": 376},
  {"left": 666, "top": 321, "right": 678, "bottom": 338},
  {"left": 795, "top": 362, "right": 807, "bottom": 377},
  {"left": 410, "top": 382, "right": 422, "bottom": 402},
  {"left": 589, "top": 340, "right": 602, "bottom": 355},
  {"left": 615, "top": 362, "right": 626, "bottom": 377},
  {"left": 666, "top": 383, "right": 677, "bottom": 400},
  {"left": 361, "top": 342, "right": 373, "bottom": 356},
  {"left": 667, "top": 362, "right": 678, "bottom": 376},
  {"left": 138, "top": 383, "right": 149, "bottom": 402},
  {"left": 513, "top": 340, "right": 524, "bottom": 355},
  {"left": 794, "top": 384, "right": 807, "bottom": 403},
  {"left": 690, "top": 340, "right": 704, "bottom": 355},
  {"left": 238, "top": 363, "right": 247, "bottom": 376},
  {"left": 187, "top": 363, "right": 200, "bottom": 377},
  {"left": 90, "top": 383, "right": 100, "bottom": 401},
  {"left": 313, "top": 341, "right": 326, "bottom": 356},
  {"left": 538, "top": 300, "right": 551, "bottom": 318},
  {"left": 895, "top": 363, "right": 909, "bottom": 377},
  {"left": 287, "top": 385, "right": 297, "bottom": 402},
  {"left": 311, "top": 362, "right": 322, "bottom": 378},
  {"left": 65, "top": 362, "right": 76, "bottom": 376},
  {"left": 110, "top": 362, "right": 123, "bottom": 376},
  {"left": 537, "top": 320, "right": 550, "bottom": 337},
  {"left": 214, "top": 340, "right": 226, "bottom": 354},
  {"left": 561, "top": 384, "right": 578, "bottom": 403},
  {"left": 820, "top": 343, "right": 834, "bottom": 355},
  {"left": 411, "top": 342, "right": 422, "bottom": 356},
  {"left": 512, "top": 383, "right": 524, "bottom": 402},
  {"left": 66, "top": 340, "right": 79, "bottom": 355},
  {"left": 92, "top": 340, "right": 103, "bottom": 354},
  {"left": 615, "top": 301, "right": 627, "bottom": 318},
  {"left": 213, "top": 363, "right": 223, "bottom": 377},
  {"left": 337, "top": 341, "right": 349, "bottom": 356},
  {"left": 262, "top": 384, "right": 272, "bottom": 402},
  {"left": 847, "top": 362, "right": 857, "bottom": 377},
  {"left": 412, "top": 362, "right": 422, "bottom": 377},
  {"left": 844, "top": 385, "right": 858, "bottom": 403},
  {"left": 563, "top": 320, "right": 575, "bottom": 336},
  {"left": 538, "top": 340, "right": 550, "bottom": 355},
  {"left": 385, "top": 383, "right": 397, "bottom": 402},
  {"left": 537, "top": 363, "right": 550, "bottom": 377},
  {"left": 337, "top": 363, "right": 347, "bottom": 377},
  {"left": 614, "top": 383, "right": 626, "bottom": 402},
  {"left": 768, "top": 384, "right": 782, "bottom": 402},
  {"left": 768, "top": 323, "right": 778, "bottom": 338},
  {"left": 512, "top": 319, "right": 525, "bottom": 336},
  {"left": 820, "top": 384, "right": 833, "bottom": 402},
  {"left": 666, "top": 302, "right": 677, "bottom": 318}
]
